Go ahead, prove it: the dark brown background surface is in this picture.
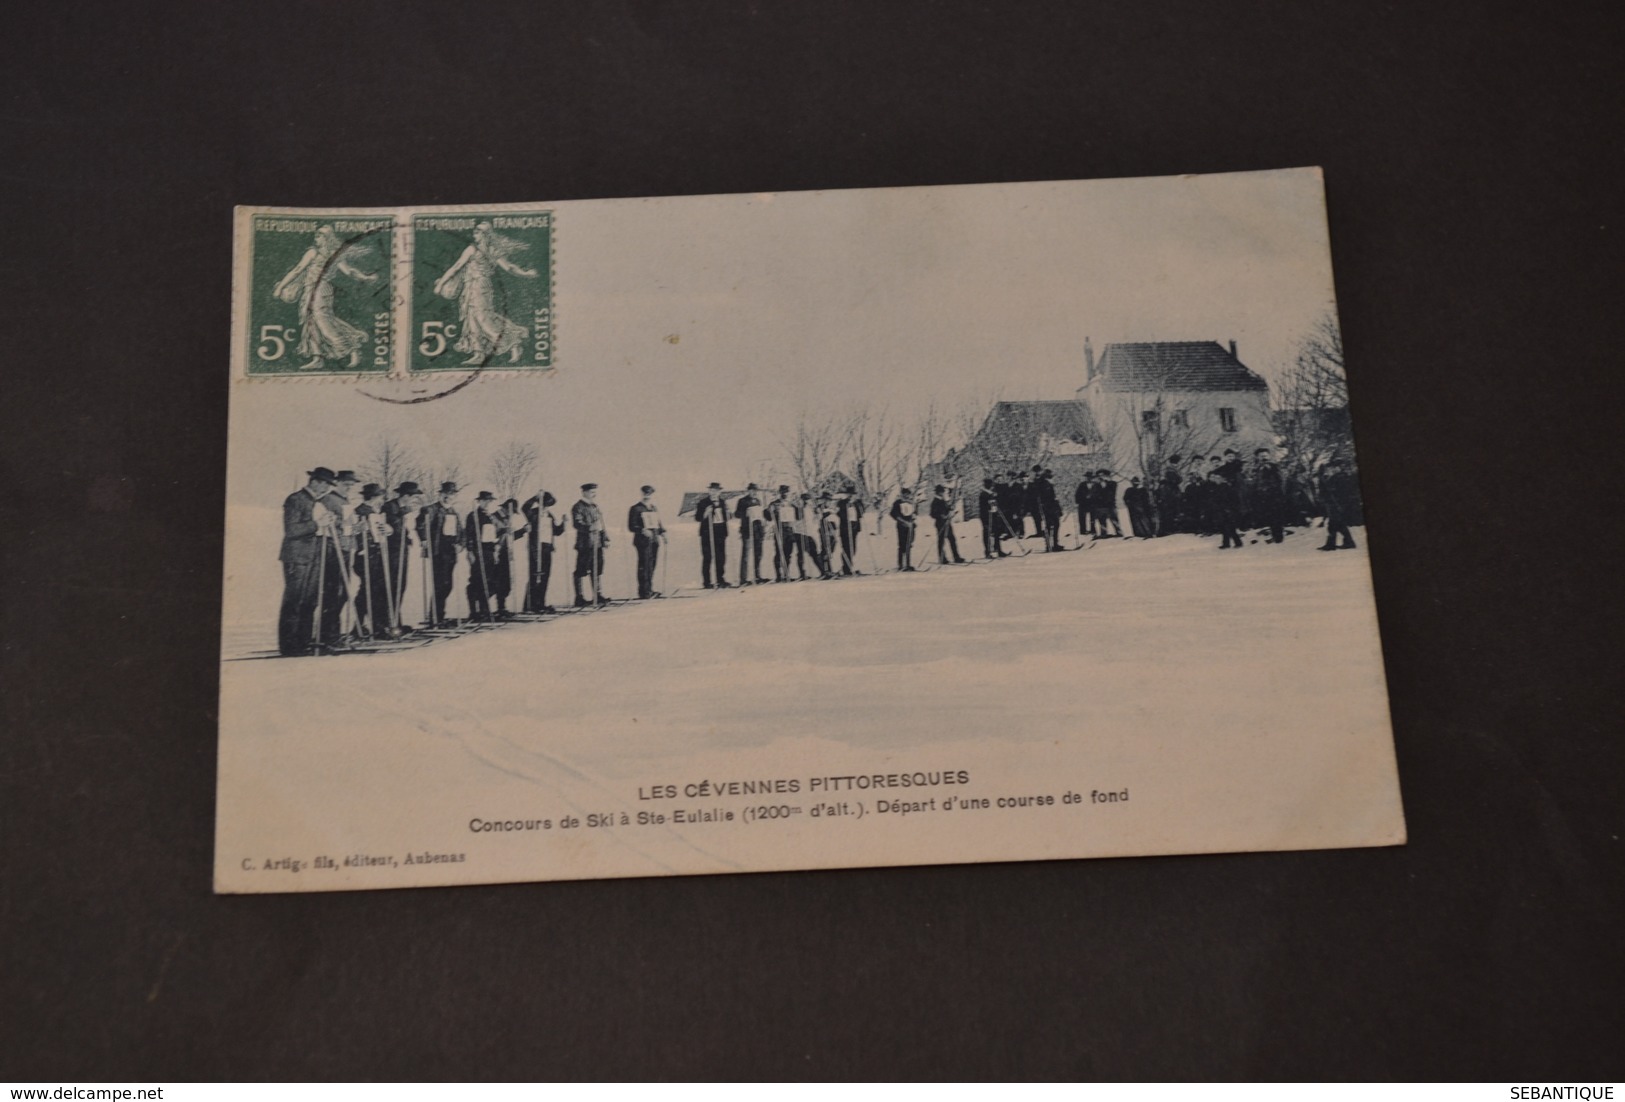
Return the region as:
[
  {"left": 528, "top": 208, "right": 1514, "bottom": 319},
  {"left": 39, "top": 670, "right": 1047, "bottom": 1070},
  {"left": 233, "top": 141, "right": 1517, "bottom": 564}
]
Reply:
[{"left": 3, "top": 0, "right": 1621, "bottom": 1081}]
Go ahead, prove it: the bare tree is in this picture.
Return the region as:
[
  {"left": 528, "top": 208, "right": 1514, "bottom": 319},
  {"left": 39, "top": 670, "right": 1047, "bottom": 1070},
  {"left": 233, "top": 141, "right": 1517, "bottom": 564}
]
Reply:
[
  {"left": 361, "top": 434, "right": 422, "bottom": 494},
  {"left": 1273, "top": 313, "right": 1350, "bottom": 477},
  {"left": 782, "top": 410, "right": 849, "bottom": 493},
  {"left": 487, "top": 440, "right": 540, "bottom": 503}
]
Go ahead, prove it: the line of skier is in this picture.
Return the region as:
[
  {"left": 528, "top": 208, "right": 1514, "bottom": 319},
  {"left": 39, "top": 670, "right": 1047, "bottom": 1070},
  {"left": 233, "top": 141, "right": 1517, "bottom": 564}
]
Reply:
[{"left": 275, "top": 449, "right": 1362, "bottom": 657}]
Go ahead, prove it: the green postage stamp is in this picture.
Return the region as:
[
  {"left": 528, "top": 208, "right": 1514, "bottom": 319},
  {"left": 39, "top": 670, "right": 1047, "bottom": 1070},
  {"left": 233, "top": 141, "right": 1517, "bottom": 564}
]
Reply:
[
  {"left": 236, "top": 208, "right": 554, "bottom": 378},
  {"left": 244, "top": 215, "right": 395, "bottom": 376},
  {"left": 411, "top": 212, "right": 554, "bottom": 373}
]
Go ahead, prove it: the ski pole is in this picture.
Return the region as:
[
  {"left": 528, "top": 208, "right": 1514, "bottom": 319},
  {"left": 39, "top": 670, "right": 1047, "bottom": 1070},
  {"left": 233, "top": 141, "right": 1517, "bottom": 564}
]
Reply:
[
  {"left": 312, "top": 529, "right": 328, "bottom": 652},
  {"left": 359, "top": 522, "right": 375, "bottom": 639}
]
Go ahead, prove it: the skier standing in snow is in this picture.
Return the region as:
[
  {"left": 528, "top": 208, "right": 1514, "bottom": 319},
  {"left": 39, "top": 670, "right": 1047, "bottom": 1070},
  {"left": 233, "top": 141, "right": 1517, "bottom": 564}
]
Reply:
[
  {"left": 977, "top": 478, "right": 1004, "bottom": 559},
  {"left": 628, "top": 485, "right": 666, "bottom": 599},
  {"left": 317, "top": 470, "right": 361, "bottom": 646},
  {"left": 836, "top": 484, "right": 864, "bottom": 576},
  {"left": 464, "top": 491, "right": 505, "bottom": 620},
  {"left": 735, "top": 482, "right": 766, "bottom": 585},
  {"left": 382, "top": 481, "right": 423, "bottom": 627},
  {"left": 353, "top": 483, "right": 394, "bottom": 636},
  {"left": 417, "top": 482, "right": 463, "bottom": 627},
  {"left": 277, "top": 466, "right": 338, "bottom": 656},
  {"left": 572, "top": 483, "right": 610, "bottom": 606},
  {"left": 930, "top": 484, "right": 966, "bottom": 565},
  {"left": 694, "top": 482, "right": 730, "bottom": 589},
  {"left": 521, "top": 486, "right": 565, "bottom": 613},
  {"left": 890, "top": 487, "right": 919, "bottom": 572}
]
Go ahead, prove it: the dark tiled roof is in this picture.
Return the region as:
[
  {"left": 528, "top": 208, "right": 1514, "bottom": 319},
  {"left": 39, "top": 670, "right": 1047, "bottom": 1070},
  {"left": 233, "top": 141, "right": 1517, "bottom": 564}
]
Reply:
[
  {"left": 978, "top": 400, "right": 1101, "bottom": 444},
  {"left": 1093, "top": 341, "right": 1268, "bottom": 393}
]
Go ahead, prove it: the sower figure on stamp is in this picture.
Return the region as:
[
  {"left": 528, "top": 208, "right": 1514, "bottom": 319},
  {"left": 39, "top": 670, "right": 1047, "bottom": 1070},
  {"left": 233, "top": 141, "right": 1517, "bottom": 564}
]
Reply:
[
  {"left": 353, "top": 484, "right": 395, "bottom": 637},
  {"left": 694, "top": 482, "right": 730, "bottom": 589},
  {"left": 890, "top": 487, "right": 919, "bottom": 571},
  {"left": 382, "top": 482, "right": 423, "bottom": 630},
  {"left": 572, "top": 483, "right": 610, "bottom": 606},
  {"left": 931, "top": 484, "right": 966, "bottom": 564},
  {"left": 317, "top": 470, "right": 361, "bottom": 647},
  {"left": 270, "top": 226, "right": 379, "bottom": 371},
  {"left": 521, "top": 487, "right": 565, "bottom": 613},
  {"left": 629, "top": 485, "right": 666, "bottom": 599},
  {"left": 735, "top": 483, "right": 766, "bottom": 585},
  {"left": 463, "top": 491, "right": 504, "bottom": 621},
  {"left": 432, "top": 222, "right": 539, "bottom": 366},
  {"left": 416, "top": 482, "right": 463, "bottom": 627},
  {"left": 277, "top": 466, "right": 337, "bottom": 656}
]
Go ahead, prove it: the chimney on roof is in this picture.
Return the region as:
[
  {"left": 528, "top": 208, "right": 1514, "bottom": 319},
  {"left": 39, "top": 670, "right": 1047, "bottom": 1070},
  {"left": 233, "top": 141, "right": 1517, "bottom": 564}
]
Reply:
[
  {"left": 1084, "top": 337, "right": 1095, "bottom": 382},
  {"left": 1228, "top": 339, "right": 1238, "bottom": 359}
]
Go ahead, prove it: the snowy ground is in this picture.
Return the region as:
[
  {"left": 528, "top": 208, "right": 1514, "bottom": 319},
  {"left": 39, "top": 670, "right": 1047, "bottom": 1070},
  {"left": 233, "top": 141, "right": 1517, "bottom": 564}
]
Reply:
[{"left": 215, "top": 524, "right": 1404, "bottom": 892}]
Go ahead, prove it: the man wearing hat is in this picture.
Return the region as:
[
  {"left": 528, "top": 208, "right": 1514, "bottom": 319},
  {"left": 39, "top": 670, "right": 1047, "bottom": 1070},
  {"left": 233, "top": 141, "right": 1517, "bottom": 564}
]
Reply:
[
  {"left": 930, "top": 484, "right": 967, "bottom": 565},
  {"left": 694, "top": 482, "right": 730, "bottom": 589},
  {"left": 382, "top": 482, "right": 423, "bottom": 626},
  {"left": 572, "top": 483, "right": 610, "bottom": 606},
  {"left": 889, "top": 487, "right": 919, "bottom": 571},
  {"left": 734, "top": 482, "right": 766, "bottom": 585},
  {"left": 520, "top": 485, "right": 565, "bottom": 613},
  {"left": 315, "top": 470, "right": 361, "bottom": 647},
  {"left": 797, "top": 491, "right": 831, "bottom": 579},
  {"left": 628, "top": 485, "right": 667, "bottom": 599},
  {"left": 1318, "top": 457, "right": 1360, "bottom": 551},
  {"left": 277, "top": 466, "right": 337, "bottom": 656},
  {"left": 352, "top": 483, "right": 395, "bottom": 636},
  {"left": 816, "top": 492, "right": 841, "bottom": 577},
  {"left": 977, "top": 478, "right": 1004, "bottom": 559},
  {"left": 835, "top": 484, "right": 864, "bottom": 576},
  {"left": 463, "top": 491, "right": 507, "bottom": 620},
  {"left": 766, "top": 485, "right": 800, "bottom": 582},
  {"left": 416, "top": 482, "right": 463, "bottom": 626}
]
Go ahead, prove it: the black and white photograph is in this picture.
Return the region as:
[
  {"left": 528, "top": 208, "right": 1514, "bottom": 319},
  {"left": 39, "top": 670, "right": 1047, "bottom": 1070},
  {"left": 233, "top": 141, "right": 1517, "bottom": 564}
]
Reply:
[{"left": 218, "top": 171, "right": 1403, "bottom": 892}]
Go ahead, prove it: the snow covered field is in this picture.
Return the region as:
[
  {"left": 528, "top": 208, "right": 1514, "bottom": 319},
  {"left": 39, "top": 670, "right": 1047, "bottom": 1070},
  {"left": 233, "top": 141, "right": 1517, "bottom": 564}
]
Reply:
[{"left": 215, "top": 526, "right": 1403, "bottom": 892}]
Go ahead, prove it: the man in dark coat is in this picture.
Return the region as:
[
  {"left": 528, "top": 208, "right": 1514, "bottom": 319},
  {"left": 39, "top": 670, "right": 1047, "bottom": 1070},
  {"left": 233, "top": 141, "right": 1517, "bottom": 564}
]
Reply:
[
  {"left": 977, "top": 478, "right": 1004, "bottom": 558},
  {"left": 1319, "top": 458, "right": 1361, "bottom": 550},
  {"left": 694, "top": 482, "right": 730, "bottom": 589},
  {"left": 1211, "top": 453, "right": 1244, "bottom": 549},
  {"left": 1034, "top": 469, "right": 1062, "bottom": 551},
  {"left": 1247, "top": 448, "right": 1287, "bottom": 543},
  {"left": 628, "top": 485, "right": 666, "bottom": 599},
  {"left": 930, "top": 484, "right": 966, "bottom": 564},
  {"left": 464, "top": 491, "right": 506, "bottom": 620},
  {"left": 889, "top": 488, "right": 919, "bottom": 571},
  {"left": 352, "top": 483, "right": 395, "bottom": 636},
  {"left": 734, "top": 482, "right": 766, "bottom": 585},
  {"left": 381, "top": 481, "right": 423, "bottom": 628},
  {"left": 767, "top": 485, "right": 800, "bottom": 581},
  {"left": 317, "top": 470, "right": 361, "bottom": 646},
  {"left": 416, "top": 482, "right": 464, "bottom": 626},
  {"left": 1074, "top": 474, "right": 1096, "bottom": 541},
  {"left": 572, "top": 483, "right": 609, "bottom": 605},
  {"left": 835, "top": 484, "right": 864, "bottom": 576},
  {"left": 520, "top": 486, "right": 565, "bottom": 613},
  {"left": 1123, "top": 477, "right": 1154, "bottom": 537},
  {"left": 1157, "top": 457, "right": 1184, "bottom": 536},
  {"left": 277, "top": 466, "right": 338, "bottom": 656},
  {"left": 1094, "top": 470, "right": 1123, "bottom": 538}
]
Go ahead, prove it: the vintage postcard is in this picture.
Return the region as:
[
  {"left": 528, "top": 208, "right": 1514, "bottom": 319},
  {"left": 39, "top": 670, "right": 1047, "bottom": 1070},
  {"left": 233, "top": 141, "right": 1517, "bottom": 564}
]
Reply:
[{"left": 217, "top": 168, "right": 1404, "bottom": 893}]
